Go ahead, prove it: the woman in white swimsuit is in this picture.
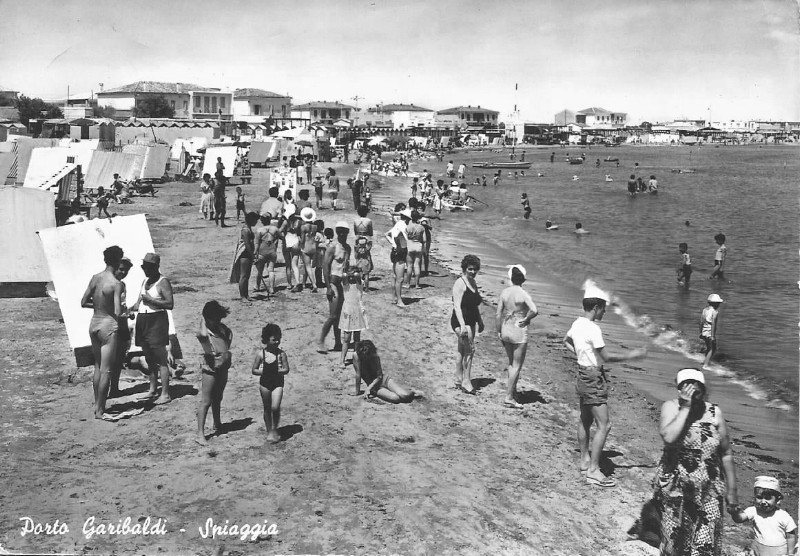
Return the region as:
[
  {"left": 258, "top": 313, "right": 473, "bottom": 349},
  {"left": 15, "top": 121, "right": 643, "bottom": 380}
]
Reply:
[{"left": 495, "top": 264, "right": 538, "bottom": 408}]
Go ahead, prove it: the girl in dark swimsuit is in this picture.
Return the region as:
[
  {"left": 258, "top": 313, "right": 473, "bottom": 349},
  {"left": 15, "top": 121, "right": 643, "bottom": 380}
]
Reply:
[
  {"left": 251, "top": 323, "right": 289, "bottom": 443},
  {"left": 451, "top": 255, "right": 484, "bottom": 395}
]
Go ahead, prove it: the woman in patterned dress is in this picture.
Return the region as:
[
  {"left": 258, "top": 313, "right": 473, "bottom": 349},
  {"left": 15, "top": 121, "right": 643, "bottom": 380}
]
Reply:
[{"left": 656, "top": 368, "right": 739, "bottom": 556}]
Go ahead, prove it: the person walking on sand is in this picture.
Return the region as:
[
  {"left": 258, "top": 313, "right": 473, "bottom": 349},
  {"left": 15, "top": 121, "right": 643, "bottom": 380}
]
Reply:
[
  {"left": 299, "top": 207, "right": 319, "bottom": 292},
  {"left": 200, "top": 174, "right": 215, "bottom": 220},
  {"left": 496, "top": 265, "right": 538, "bottom": 408},
  {"left": 327, "top": 168, "right": 340, "bottom": 210},
  {"left": 700, "top": 293, "right": 723, "bottom": 369},
  {"left": 318, "top": 222, "right": 351, "bottom": 352},
  {"left": 353, "top": 206, "right": 374, "bottom": 289},
  {"left": 195, "top": 301, "right": 232, "bottom": 446},
  {"left": 132, "top": 252, "right": 175, "bottom": 405},
  {"left": 80, "top": 245, "right": 124, "bottom": 419},
  {"left": 213, "top": 174, "right": 228, "bottom": 227},
  {"left": 457, "top": 162, "right": 466, "bottom": 180},
  {"left": 451, "top": 254, "right": 484, "bottom": 395},
  {"left": 385, "top": 208, "right": 411, "bottom": 306},
  {"left": 251, "top": 323, "right": 289, "bottom": 444},
  {"left": 563, "top": 285, "right": 646, "bottom": 488}
]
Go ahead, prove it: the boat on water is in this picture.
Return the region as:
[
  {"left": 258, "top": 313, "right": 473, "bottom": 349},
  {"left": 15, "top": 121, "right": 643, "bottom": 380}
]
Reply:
[
  {"left": 568, "top": 158, "right": 584, "bottom": 165},
  {"left": 471, "top": 162, "right": 532, "bottom": 169},
  {"left": 442, "top": 199, "right": 474, "bottom": 211},
  {"left": 604, "top": 156, "right": 619, "bottom": 162}
]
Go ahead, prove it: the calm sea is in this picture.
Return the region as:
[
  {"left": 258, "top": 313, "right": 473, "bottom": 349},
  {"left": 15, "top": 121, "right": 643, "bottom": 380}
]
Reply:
[{"left": 376, "top": 143, "right": 798, "bottom": 464}]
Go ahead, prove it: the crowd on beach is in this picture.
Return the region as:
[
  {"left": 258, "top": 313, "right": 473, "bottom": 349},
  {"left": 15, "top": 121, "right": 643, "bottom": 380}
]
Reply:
[{"left": 76, "top": 148, "right": 793, "bottom": 556}]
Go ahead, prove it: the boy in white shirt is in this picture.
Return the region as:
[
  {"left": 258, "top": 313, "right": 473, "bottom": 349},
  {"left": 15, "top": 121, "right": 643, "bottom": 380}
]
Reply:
[
  {"left": 730, "top": 476, "right": 797, "bottom": 556},
  {"left": 564, "top": 285, "right": 646, "bottom": 488}
]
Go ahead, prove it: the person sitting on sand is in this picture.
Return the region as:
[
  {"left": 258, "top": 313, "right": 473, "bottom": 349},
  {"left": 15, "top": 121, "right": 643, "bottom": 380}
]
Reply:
[
  {"left": 196, "top": 301, "right": 233, "bottom": 446},
  {"left": 251, "top": 323, "right": 289, "bottom": 443},
  {"left": 80, "top": 245, "right": 125, "bottom": 419},
  {"left": 349, "top": 340, "right": 421, "bottom": 403}
]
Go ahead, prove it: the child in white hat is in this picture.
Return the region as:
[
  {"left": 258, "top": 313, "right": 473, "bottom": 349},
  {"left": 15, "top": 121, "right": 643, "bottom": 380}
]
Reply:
[
  {"left": 729, "top": 476, "right": 797, "bottom": 556},
  {"left": 700, "top": 293, "right": 723, "bottom": 370}
]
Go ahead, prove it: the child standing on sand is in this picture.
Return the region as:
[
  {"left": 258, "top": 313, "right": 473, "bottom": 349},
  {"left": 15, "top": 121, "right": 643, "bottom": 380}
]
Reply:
[
  {"left": 196, "top": 301, "right": 233, "bottom": 446},
  {"left": 709, "top": 233, "right": 728, "bottom": 280},
  {"left": 700, "top": 293, "right": 723, "bottom": 369},
  {"left": 729, "top": 476, "right": 797, "bottom": 556},
  {"left": 339, "top": 269, "right": 368, "bottom": 368},
  {"left": 251, "top": 323, "right": 289, "bottom": 444},
  {"left": 564, "top": 285, "right": 646, "bottom": 488},
  {"left": 677, "top": 243, "right": 692, "bottom": 288},
  {"left": 235, "top": 186, "right": 246, "bottom": 221}
]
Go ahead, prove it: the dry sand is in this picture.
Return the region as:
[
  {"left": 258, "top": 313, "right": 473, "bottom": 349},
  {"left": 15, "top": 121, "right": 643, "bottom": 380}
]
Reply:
[{"left": 0, "top": 160, "right": 779, "bottom": 555}]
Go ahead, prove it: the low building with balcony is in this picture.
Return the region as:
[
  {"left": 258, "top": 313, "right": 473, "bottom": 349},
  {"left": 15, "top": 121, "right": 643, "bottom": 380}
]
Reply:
[
  {"left": 435, "top": 105, "right": 499, "bottom": 130},
  {"left": 363, "top": 103, "right": 435, "bottom": 129},
  {"left": 232, "top": 88, "right": 292, "bottom": 124},
  {"left": 291, "top": 101, "right": 356, "bottom": 125},
  {"left": 96, "top": 81, "right": 233, "bottom": 120}
]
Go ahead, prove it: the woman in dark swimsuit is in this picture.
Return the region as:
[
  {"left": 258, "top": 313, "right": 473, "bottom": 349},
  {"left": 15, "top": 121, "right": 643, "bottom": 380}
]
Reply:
[{"left": 451, "top": 254, "right": 484, "bottom": 394}]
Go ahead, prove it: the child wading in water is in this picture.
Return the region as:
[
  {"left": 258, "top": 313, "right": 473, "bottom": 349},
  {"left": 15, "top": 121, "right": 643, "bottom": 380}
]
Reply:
[
  {"left": 677, "top": 242, "right": 692, "bottom": 288},
  {"left": 709, "top": 233, "right": 728, "bottom": 281},
  {"left": 700, "top": 293, "right": 723, "bottom": 370},
  {"left": 520, "top": 193, "right": 531, "bottom": 219},
  {"left": 251, "top": 323, "right": 289, "bottom": 443},
  {"left": 729, "top": 476, "right": 797, "bottom": 556},
  {"left": 195, "top": 301, "right": 233, "bottom": 446}
]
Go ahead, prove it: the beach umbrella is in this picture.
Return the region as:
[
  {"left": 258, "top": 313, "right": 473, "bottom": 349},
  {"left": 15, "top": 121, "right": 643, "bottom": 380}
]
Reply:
[{"left": 295, "top": 140, "right": 314, "bottom": 147}]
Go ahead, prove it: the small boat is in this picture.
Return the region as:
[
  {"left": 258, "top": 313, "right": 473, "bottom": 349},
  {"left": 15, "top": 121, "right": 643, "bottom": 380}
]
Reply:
[
  {"left": 568, "top": 158, "right": 584, "bottom": 165},
  {"left": 471, "top": 162, "right": 532, "bottom": 169},
  {"left": 604, "top": 156, "right": 619, "bottom": 162},
  {"left": 442, "top": 199, "right": 474, "bottom": 212}
]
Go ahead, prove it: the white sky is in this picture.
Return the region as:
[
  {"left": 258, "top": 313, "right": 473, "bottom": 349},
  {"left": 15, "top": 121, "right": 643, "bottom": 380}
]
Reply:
[{"left": 0, "top": 0, "right": 797, "bottom": 123}]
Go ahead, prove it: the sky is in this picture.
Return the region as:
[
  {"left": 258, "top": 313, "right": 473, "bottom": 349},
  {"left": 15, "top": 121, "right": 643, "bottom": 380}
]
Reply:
[{"left": 0, "top": 0, "right": 798, "bottom": 124}]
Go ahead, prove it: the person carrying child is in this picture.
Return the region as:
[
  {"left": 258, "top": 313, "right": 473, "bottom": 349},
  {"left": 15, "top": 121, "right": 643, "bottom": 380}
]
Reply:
[
  {"left": 677, "top": 242, "right": 692, "bottom": 288},
  {"left": 563, "top": 285, "right": 647, "bottom": 487},
  {"left": 700, "top": 293, "right": 723, "bottom": 369},
  {"left": 349, "top": 340, "right": 421, "bottom": 403},
  {"left": 251, "top": 323, "right": 289, "bottom": 444},
  {"left": 195, "top": 301, "right": 233, "bottom": 446},
  {"left": 729, "top": 476, "right": 797, "bottom": 556}
]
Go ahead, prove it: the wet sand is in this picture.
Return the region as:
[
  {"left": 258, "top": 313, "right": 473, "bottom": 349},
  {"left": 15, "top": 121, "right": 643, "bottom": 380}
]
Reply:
[{"left": 0, "top": 159, "right": 792, "bottom": 555}]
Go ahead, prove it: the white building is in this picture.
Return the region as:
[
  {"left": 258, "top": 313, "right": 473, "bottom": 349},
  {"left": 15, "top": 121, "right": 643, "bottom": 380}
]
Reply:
[
  {"left": 97, "top": 81, "right": 233, "bottom": 120},
  {"left": 232, "top": 88, "right": 292, "bottom": 123}
]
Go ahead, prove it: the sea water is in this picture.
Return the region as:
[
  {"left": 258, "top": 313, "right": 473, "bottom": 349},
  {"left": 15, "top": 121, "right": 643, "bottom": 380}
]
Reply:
[{"left": 378, "top": 144, "right": 798, "bottom": 464}]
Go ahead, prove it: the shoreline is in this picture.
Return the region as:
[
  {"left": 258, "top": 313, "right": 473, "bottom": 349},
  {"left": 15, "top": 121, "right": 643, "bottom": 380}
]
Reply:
[{"left": 0, "top": 161, "right": 792, "bottom": 554}]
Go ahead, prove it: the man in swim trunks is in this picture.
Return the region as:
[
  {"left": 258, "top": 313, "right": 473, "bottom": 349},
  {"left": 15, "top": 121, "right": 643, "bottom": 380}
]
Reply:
[
  {"left": 133, "top": 253, "right": 175, "bottom": 404},
  {"left": 318, "top": 221, "right": 351, "bottom": 352},
  {"left": 254, "top": 213, "right": 282, "bottom": 297},
  {"left": 81, "top": 245, "right": 125, "bottom": 419}
]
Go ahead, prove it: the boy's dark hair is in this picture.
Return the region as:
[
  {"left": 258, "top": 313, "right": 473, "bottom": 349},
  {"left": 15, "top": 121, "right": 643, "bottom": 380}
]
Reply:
[
  {"left": 298, "top": 189, "right": 309, "bottom": 200},
  {"left": 103, "top": 245, "right": 124, "bottom": 268},
  {"left": 393, "top": 202, "right": 406, "bottom": 213},
  {"left": 582, "top": 298, "right": 607, "bottom": 312},
  {"left": 355, "top": 339, "right": 377, "bottom": 358},
  {"left": 323, "top": 227, "right": 334, "bottom": 239},
  {"left": 203, "top": 300, "right": 230, "bottom": 321},
  {"left": 268, "top": 186, "right": 279, "bottom": 198},
  {"left": 714, "top": 233, "right": 726, "bottom": 243},
  {"left": 679, "top": 242, "right": 688, "bottom": 250},
  {"left": 261, "top": 323, "right": 282, "bottom": 343},
  {"left": 314, "top": 219, "right": 324, "bottom": 230},
  {"left": 408, "top": 198, "right": 418, "bottom": 209},
  {"left": 357, "top": 206, "right": 369, "bottom": 217},
  {"left": 260, "top": 213, "right": 271, "bottom": 224}
]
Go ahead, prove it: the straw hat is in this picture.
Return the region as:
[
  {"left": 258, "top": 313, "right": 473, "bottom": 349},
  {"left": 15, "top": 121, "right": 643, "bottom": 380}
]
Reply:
[
  {"left": 707, "top": 293, "right": 723, "bottom": 303},
  {"left": 335, "top": 221, "right": 349, "bottom": 230},
  {"left": 300, "top": 207, "right": 316, "bottom": 222}
]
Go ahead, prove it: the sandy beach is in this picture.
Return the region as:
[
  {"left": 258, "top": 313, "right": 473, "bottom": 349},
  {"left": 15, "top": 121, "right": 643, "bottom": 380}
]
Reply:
[{"left": 0, "top": 158, "right": 791, "bottom": 555}]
